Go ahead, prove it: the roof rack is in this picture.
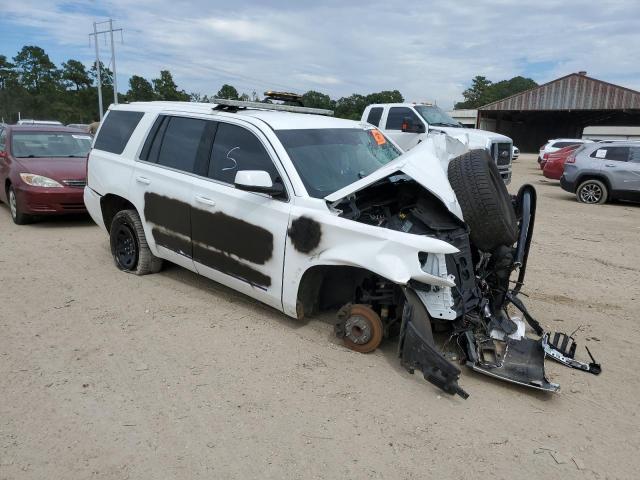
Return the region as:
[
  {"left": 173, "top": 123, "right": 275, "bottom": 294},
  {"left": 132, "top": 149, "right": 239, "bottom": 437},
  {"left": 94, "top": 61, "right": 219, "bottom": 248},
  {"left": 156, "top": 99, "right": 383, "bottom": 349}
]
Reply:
[{"left": 212, "top": 98, "right": 334, "bottom": 117}]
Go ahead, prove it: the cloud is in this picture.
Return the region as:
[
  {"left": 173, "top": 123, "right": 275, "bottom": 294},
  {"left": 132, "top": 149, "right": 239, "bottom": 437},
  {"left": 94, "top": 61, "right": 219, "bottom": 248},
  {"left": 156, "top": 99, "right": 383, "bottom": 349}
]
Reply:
[{"left": 1, "top": 0, "right": 639, "bottom": 108}]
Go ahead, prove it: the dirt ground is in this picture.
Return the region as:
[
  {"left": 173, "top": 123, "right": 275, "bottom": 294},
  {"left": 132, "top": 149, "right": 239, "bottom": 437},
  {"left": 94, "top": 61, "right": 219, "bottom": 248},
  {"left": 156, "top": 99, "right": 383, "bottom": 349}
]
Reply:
[{"left": 1, "top": 154, "right": 639, "bottom": 479}]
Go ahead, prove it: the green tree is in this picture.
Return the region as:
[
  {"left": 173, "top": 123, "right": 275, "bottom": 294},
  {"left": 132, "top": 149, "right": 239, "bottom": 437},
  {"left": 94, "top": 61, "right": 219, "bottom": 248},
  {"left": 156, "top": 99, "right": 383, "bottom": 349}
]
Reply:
[
  {"left": 89, "top": 61, "right": 113, "bottom": 87},
  {"left": 483, "top": 76, "right": 538, "bottom": 104},
  {"left": 153, "top": 70, "right": 189, "bottom": 101},
  {"left": 334, "top": 94, "right": 367, "bottom": 120},
  {"left": 0, "top": 55, "right": 17, "bottom": 90},
  {"left": 61, "top": 59, "right": 91, "bottom": 91},
  {"left": 127, "top": 75, "right": 155, "bottom": 101},
  {"left": 12, "top": 46, "right": 60, "bottom": 93},
  {"left": 301, "top": 90, "right": 334, "bottom": 110},
  {"left": 215, "top": 84, "right": 239, "bottom": 100},
  {"left": 366, "top": 90, "right": 404, "bottom": 105},
  {"left": 455, "top": 76, "right": 492, "bottom": 109},
  {"left": 454, "top": 75, "right": 537, "bottom": 109}
]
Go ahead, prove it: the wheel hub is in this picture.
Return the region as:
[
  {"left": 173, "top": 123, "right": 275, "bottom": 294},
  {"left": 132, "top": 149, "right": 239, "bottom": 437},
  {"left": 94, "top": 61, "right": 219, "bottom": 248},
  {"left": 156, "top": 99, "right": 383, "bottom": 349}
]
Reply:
[
  {"left": 115, "top": 224, "right": 137, "bottom": 269},
  {"left": 9, "top": 190, "right": 17, "bottom": 219},
  {"left": 580, "top": 184, "right": 601, "bottom": 203},
  {"left": 345, "top": 315, "right": 373, "bottom": 345}
]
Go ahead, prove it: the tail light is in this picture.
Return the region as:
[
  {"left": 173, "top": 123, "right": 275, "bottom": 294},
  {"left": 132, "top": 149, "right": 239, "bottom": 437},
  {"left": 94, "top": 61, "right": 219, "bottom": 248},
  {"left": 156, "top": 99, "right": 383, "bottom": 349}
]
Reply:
[
  {"left": 566, "top": 151, "right": 577, "bottom": 164},
  {"left": 543, "top": 153, "right": 549, "bottom": 160}
]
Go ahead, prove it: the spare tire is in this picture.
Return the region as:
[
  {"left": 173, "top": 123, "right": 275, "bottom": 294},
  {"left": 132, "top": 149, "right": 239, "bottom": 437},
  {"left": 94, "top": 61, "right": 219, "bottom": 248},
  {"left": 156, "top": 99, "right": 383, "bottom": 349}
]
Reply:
[{"left": 447, "top": 149, "right": 518, "bottom": 252}]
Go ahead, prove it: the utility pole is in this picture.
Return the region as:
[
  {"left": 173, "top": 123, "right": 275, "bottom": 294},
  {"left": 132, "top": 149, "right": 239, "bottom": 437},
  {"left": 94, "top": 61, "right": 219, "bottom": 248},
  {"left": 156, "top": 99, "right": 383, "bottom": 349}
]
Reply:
[
  {"left": 109, "top": 19, "right": 118, "bottom": 105},
  {"left": 89, "top": 19, "right": 123, "bottom": 121},
  {"left": 91, "top": 22, "right": 104, "bottom": 121}
]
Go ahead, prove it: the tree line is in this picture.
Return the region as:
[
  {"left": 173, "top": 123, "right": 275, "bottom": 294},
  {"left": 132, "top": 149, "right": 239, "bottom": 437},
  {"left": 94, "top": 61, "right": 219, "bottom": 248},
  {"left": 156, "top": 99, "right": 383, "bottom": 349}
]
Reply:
[
  {"left": 0, "top": 46, "right": 192, "bottom": 124},
  {"left": 454, "top": 75, "right": 538, "bottom": 109},
  {"left": 0, "top": 44, "right": 536, "bottom": 124}
]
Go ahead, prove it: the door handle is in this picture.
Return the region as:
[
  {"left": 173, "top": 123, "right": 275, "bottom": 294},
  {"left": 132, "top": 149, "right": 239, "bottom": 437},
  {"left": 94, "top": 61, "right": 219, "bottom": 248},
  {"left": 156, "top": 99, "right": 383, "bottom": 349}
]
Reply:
[
  {"left": 195, "top": 195, "right": 216, "bottom": 207},
  {"left": 136, "top": 176, "right": 151, "bottom": 185},
  {"left": 604, "top": 164, "right": 616, "bottom": 168}
]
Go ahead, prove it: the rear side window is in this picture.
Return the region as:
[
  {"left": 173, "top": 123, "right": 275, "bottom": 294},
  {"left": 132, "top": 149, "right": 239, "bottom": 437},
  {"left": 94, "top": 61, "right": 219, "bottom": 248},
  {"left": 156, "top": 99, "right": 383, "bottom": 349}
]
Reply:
[
  {"left": 94, "top": 110, "right": 144, "bottom": 154},
  {"left": 209, "top": 123, "right": 279, "bottom": 184},
  {"left": 590, "top": 146, "right": 630, "bottom": 161},
  {"left": 385, "top": 107, "right": 421, "bottom": 131},
  {"left": 156, "top": 116, "right": 209, "bottom": 173},
  {"left": 552, "top": 141, "right": 580, "bottom": 148},
  {"left": 0, "top": 129, "right": 6, "bottom": 151},
  {"left": 366, "top": 107, "right": 383, "bottom": 127},
  {"left": 629, "top": 147, "right": 640, "bottom": 164}
]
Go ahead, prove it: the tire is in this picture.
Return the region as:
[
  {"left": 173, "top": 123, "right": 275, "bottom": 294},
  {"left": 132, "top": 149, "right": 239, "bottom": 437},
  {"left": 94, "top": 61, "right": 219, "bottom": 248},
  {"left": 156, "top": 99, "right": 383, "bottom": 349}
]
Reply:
[
  {"left": 8, "top": 185, "right": 33, "bottom": 225},
  {"left": 576, "top": 179, "right": 608, "bottom": 204},
  {"left": 447, "top": 149, "right": 518, "bottom": 252},
  {"left": 110, "top": 209, "right": 163, "bottom": 275}
]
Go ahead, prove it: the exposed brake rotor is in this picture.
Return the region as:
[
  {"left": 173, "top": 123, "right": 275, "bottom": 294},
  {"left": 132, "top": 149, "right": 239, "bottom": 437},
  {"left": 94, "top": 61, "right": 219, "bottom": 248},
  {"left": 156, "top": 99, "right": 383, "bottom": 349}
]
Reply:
[{"left": 337, "top": 304, "right": 384, "bottom": 353}]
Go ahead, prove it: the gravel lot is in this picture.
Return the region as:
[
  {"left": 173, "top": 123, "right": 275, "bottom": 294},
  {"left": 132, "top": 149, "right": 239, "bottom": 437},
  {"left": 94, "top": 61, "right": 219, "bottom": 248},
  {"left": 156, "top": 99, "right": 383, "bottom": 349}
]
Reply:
[{"left": 1, "top": 154, "right": 639, "bottom": 479}]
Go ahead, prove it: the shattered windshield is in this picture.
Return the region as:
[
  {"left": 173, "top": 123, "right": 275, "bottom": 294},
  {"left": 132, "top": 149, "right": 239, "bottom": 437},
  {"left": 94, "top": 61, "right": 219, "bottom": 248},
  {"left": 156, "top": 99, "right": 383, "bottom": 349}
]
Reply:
[
  {"left": 414, "top": 105, "right": 462, "bottom": 128},
  {"left": 276, "top": 128, "right": 401, "bottom": 198}
]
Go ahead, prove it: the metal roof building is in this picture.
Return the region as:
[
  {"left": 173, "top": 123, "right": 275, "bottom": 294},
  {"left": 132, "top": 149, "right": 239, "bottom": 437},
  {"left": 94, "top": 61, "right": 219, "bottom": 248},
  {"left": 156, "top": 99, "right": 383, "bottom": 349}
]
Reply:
[{"left": 477, "top": 72, "right": 640, "bottom": 152}]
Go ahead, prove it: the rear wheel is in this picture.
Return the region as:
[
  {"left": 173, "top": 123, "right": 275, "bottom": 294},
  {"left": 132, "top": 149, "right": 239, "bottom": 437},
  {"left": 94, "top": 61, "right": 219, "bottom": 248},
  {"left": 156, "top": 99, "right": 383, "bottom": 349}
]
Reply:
[
  {"left": 576, "top": 179, "right": 607, "bottom": 204},
  {"left": 110, "top": 209, "right": 163, "bottom": 275},
  {"left": 8, "top": 186, "right": 32, "bottom": 225}
]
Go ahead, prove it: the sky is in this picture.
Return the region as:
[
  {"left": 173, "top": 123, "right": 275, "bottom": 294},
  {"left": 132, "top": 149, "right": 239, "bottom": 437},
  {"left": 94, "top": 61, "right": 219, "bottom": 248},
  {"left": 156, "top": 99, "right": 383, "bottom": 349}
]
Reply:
[{"left": 1, "top": 0, "right": 639, "bottom": 109}]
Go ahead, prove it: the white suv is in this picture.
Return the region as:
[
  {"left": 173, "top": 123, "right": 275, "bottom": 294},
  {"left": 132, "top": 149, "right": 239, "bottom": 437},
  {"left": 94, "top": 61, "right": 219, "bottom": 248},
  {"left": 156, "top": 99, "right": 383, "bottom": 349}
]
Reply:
[{"left": 84, "top": 100, "right": 599, "bottom": 397}]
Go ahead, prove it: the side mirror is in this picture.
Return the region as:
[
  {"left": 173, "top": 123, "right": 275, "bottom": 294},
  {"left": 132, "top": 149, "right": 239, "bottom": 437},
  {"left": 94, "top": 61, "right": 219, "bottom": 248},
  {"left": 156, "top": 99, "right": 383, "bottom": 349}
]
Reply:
[{"left": 234, "top": 170, "right": 285, "bottom": 196}]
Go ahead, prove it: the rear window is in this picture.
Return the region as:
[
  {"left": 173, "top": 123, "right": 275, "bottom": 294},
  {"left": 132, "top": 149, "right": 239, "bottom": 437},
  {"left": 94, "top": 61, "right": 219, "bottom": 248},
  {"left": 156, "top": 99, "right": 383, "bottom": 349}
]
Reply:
[
  {"left": 366, "top": 107, "right": 383, "bottom": 127},
  {"left": 94, "top": 110, "right": 144, "bottom": 154},
  {"left": 552, "top": 141, "right": 581, "bottom": 148}
]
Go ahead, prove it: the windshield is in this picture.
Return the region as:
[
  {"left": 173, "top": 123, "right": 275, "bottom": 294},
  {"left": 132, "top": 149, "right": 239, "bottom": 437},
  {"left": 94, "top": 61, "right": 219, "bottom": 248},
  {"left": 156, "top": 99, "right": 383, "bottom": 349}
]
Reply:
[
  {"left": 414, "top": 105, "right": 461, "bottom": 128},
  {"left": 276, "top": 128, "right": 402, "bottom": 198},
  {"left": 11, "top": 132, "right": 92, "bottom": 158}
]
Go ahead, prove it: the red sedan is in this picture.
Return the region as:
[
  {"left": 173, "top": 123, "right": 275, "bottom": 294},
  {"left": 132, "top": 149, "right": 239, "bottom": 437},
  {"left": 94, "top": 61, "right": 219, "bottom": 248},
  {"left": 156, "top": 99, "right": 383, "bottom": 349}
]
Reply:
[
  {"left": 0, "top": 125, "right": 92, "bottom": 224},
  {"left": 542, "top": 145, "right": 580, "bottom": 180}
]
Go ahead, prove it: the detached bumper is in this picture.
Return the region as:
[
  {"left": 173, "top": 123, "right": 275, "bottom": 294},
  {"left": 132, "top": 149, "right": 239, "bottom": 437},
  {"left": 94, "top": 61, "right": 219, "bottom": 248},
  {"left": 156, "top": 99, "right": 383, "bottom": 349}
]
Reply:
[{"left": 15, "top": 184, "right": 86, "bottom": 215}]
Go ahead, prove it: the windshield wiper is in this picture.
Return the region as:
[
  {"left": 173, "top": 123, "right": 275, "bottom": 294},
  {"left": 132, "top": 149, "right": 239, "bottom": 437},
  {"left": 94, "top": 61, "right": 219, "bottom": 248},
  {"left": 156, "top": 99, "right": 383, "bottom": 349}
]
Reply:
[{"left": 16, "top": 155, "right": 36, "bottom": 158}]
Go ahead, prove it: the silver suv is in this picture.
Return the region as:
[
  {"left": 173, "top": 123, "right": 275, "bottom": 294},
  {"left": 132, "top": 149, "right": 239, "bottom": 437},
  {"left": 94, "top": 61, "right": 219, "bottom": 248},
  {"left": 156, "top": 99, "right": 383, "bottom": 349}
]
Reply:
[{"left": 561, "top": 141, "right": 640, "bottom": 204}]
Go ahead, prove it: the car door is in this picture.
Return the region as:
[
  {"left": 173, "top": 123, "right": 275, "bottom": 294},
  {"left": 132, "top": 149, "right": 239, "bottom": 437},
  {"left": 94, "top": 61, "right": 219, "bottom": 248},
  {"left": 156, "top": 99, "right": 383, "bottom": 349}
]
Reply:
[
  {"left": 598, "top": 146, "right": 631, "bottom": 192},
  {"left": 130, "top": 114, "right": 210, "bottom": 272},
  {"left": 0, "top": 128, "right": 8, "bottom": 202},
  {"left": 622, "top": 146, "right": 640, "bottom": 197},
  {"left": 189, "top": 119, "right": 291, "bottom": 310},
  {"left": 383, "top": 107, "right": 425, "bottom": 151}
]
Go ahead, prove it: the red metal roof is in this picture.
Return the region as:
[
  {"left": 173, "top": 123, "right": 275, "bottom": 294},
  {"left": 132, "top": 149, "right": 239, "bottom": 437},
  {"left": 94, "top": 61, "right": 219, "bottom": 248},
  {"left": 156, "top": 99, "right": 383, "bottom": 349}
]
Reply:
[{"left": 479, "top": 73, "right": 640, "bottom": 111}]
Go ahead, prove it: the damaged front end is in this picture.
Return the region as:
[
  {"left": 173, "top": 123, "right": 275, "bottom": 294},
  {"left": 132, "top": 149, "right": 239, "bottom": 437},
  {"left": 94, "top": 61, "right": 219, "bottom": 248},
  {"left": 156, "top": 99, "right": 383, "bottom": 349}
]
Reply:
[
  {"left": 400, "top": 184, "right": 601, "bottom": 397},
  {"left": 331, "top": 171, "right": 600, "bottom": 398}
]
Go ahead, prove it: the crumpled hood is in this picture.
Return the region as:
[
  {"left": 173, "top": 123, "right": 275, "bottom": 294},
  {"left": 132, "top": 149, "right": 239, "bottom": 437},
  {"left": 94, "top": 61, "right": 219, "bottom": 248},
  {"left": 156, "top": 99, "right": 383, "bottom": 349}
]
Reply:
[
  {"left": 431, "top": 126, "right": 511, "bottom": 149},
  {"left": 325, "top": 136, "right": 464, "bottom": 220}
]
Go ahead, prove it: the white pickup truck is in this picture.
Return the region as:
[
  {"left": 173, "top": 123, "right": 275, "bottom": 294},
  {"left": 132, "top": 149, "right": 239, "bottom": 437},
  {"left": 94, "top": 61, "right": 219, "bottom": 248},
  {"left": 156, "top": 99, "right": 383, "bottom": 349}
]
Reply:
[{"left": 362, "top": 103, "right": 514, "bottom": 183}]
